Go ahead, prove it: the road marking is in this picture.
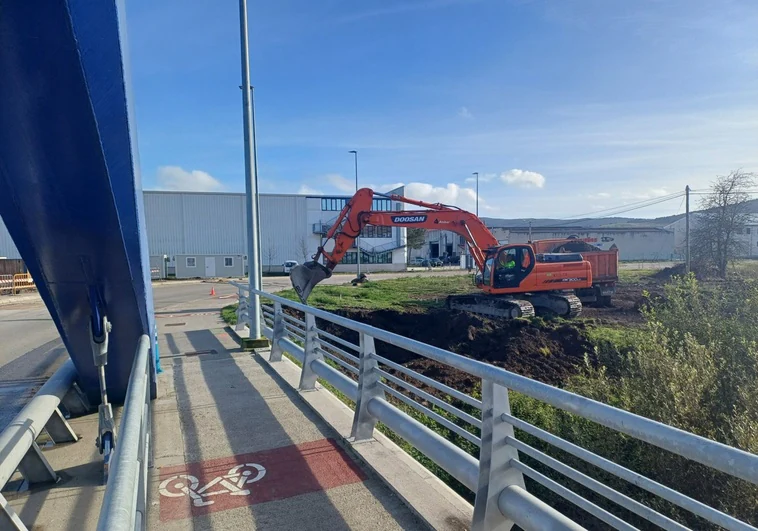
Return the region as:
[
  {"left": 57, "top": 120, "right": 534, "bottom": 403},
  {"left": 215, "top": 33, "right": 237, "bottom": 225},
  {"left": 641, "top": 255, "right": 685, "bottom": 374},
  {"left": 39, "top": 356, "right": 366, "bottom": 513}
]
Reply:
[{"left": 158, "top": 438, "right": 366, "bottom": 521}]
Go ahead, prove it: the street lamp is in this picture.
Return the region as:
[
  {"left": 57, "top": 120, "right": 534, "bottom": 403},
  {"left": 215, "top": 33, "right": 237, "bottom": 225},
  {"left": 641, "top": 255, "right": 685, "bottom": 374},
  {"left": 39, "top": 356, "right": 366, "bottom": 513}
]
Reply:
[
  {"left": 349, "top": 150, "right": 361, "bottom": 278},
  {"left": 472, "top": 172, "right": 479, "bottom": 217}
]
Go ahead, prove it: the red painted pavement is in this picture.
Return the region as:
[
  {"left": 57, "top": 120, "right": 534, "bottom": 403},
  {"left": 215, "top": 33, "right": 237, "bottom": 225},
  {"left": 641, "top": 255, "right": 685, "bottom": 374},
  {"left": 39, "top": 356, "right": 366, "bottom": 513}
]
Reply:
[{"left": 158, "top": 438, "right": 367, "bottom": 521}]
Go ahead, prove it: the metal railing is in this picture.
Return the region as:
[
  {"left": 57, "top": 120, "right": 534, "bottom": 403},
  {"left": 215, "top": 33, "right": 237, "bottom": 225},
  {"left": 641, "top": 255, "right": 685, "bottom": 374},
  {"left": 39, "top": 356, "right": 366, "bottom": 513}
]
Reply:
[
  {"left": 231, "top": 281, "right": 758, "bottom": 531},
  {"left": 0, "top": 273, "right": 35, "bottom": 295},
  {"left": 97, "top": 334, "right": 152, "bottom": 531},
  {"left": 0, "top": 360, "right": 89, "bottom": 531}
]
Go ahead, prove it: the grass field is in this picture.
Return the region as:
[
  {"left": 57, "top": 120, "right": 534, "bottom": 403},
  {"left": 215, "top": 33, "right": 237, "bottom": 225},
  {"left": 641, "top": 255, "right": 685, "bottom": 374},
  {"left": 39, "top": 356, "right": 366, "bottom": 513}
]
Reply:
[{"left": 277, "top": 274, "right": 478, "bottom": 312}]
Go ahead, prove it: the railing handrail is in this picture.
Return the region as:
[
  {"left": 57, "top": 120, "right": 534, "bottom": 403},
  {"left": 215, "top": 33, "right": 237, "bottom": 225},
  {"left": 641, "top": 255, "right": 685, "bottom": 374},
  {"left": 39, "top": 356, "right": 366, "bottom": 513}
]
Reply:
[
  {"left": 233, "top": 282, "right": 758, "bottom": 485},
  {"left": 97, "top": 334, "right": 151, "bottom": 531},
  {"left": 0, "top": 360, "right": 78, "bottom": 488}
]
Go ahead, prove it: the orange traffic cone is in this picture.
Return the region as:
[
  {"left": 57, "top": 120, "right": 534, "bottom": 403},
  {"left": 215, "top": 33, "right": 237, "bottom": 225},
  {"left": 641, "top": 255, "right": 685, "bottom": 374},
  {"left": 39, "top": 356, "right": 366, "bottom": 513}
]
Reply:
[{"left": 210, "top": 287, "right": 216, "bottom": 296}]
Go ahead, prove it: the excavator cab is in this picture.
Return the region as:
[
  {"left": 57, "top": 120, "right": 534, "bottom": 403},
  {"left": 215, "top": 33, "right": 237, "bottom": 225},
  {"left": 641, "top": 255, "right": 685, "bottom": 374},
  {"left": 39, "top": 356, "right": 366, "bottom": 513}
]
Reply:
[{"left": 482, "top": 244, "right": 536, "bottom": 289}]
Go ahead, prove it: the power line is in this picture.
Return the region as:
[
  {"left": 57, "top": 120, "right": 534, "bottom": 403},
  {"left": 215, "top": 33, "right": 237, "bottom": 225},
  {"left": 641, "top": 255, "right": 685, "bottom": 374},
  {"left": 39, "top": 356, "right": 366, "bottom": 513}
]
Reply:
[{"left": 536, "top": 192, "right": 685, "bottom": 228}]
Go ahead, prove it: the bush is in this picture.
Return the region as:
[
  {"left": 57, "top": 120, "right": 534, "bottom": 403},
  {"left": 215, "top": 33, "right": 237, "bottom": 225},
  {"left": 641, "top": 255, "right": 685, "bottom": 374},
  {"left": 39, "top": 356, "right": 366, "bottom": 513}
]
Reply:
[{"left": 525, "top": 275, "right": 758, "bottom": 527}]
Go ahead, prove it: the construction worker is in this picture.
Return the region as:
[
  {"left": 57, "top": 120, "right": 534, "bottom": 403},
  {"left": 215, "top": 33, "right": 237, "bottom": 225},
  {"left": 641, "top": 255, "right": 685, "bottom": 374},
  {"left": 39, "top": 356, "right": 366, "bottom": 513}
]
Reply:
[{"left": 498, "top": 250, "right": 516, "bottom": 270}]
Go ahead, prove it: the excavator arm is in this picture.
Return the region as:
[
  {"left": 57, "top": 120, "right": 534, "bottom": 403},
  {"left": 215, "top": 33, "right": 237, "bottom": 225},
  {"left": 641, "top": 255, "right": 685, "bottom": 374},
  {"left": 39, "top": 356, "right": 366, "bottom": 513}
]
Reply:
[{"left": 291, "top": 188, "right": 501, "bottom": 302}]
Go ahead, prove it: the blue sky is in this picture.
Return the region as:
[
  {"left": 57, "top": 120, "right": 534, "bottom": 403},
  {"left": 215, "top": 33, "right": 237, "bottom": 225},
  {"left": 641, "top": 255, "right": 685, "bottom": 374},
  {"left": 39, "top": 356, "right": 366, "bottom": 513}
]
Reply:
[{"left": 126, "top": 0, "right": 758, "bottom": 218}]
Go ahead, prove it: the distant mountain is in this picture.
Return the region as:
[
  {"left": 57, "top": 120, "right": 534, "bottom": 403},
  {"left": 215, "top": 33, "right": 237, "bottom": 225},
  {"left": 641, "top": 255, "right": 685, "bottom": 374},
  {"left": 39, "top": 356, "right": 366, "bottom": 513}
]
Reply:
[{"left": 484, "top": 198, "right": 758, "bottom": 230}]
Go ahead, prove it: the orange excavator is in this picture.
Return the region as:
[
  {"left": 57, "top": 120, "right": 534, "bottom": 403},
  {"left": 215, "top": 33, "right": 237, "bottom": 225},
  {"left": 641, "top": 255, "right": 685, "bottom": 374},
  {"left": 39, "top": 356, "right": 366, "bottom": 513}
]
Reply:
[{"left": 290, "top": 188, "right": 593, "bottom": 319}]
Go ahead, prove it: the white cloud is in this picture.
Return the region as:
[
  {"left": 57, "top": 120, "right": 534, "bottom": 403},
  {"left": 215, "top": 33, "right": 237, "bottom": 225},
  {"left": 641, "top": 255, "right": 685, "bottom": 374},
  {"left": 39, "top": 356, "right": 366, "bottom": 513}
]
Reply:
[
  {"left": 371, "top": 181, "right": 481, "bottom": 212},
  {"left": 587, "top": 192, "right": 612, "bottom": 199},
  {"left": 458, "top": 106, "right": 473, "bottom": 119},
  {"left": 297, "top": 184, "right": 323, "bottom": 195},
  {"left": 464, "top": 172, "right": 496, "bottom": 184},
  {"left": 156, "top": 166, "right": 224, "bottom": 192},
  {"left": 500, "top": 169, "right": 546, "bottom": 189},
  {"left": 325, "top": 173, "right": 355, "bottom": 193}
]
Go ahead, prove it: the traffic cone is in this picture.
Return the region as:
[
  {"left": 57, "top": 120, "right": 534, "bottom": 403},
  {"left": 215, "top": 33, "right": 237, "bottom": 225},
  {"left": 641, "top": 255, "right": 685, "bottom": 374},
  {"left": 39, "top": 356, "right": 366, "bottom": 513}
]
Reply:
[{"left": 210, "top": 287, "right": 216, "bottom": 296}]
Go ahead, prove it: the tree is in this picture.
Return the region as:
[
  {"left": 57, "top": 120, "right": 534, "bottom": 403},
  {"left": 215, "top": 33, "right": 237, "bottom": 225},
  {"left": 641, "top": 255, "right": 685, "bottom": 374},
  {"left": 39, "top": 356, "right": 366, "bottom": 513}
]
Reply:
[
  {"left": 297, "top": 236, "right": 310, "bottom": 263},
  {"left": 264, "top": 238, "right": 277, "bottom": 273},
  {"left": 406, "top": 228, "right": 426, "bottom": 264},
  {"left": 691, "top": 170, "right": 755, "bottom": 278}
]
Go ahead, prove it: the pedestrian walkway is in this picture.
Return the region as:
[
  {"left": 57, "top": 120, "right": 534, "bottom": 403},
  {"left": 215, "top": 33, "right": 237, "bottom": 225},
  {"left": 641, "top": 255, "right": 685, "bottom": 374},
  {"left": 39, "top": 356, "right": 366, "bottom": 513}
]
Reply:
[
  {"left": 151, "top": 316, "right": 424, "bottom": 530},
  {"left": 3, "top": 304, "right": 430, "bottom": 530}
]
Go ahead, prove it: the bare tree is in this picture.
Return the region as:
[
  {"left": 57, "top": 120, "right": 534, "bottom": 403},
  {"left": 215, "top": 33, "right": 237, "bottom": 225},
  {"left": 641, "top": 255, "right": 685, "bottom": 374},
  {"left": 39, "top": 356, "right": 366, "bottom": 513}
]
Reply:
[
  {"left": 297, "top": 236, "right": 310, "bottom": 263},
  {"left": 264, "top": 238, "right": 277, "bottom": 273},
  {"left": 406, "top": 228, "right": 426, "bottom": 264},
  {"left": 691, "top": 170, "right": 756, "bottom": 278}
]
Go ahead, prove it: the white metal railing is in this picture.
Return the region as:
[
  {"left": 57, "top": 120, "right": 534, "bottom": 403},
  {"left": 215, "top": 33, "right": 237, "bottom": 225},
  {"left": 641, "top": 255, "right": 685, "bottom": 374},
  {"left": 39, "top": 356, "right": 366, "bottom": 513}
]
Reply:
[
  {"left": 0, "top": 361, "right": 89, "bottom": 530},
  {"left": 231, "top": 281, "right": 758, "bottom": 531},
  {"left": 97, "top": 335, "right": 151, "bottom": 531}
]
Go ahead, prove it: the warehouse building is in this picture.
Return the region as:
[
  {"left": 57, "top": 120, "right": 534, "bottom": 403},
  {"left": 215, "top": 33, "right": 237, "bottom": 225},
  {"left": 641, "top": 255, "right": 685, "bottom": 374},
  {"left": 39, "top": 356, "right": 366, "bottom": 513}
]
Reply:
[
  {"left": 409, "top": 225, "right": 676, "bottom": 262},
  {"left": 506, "top": 226, "right": 675, "bottom": 261},
  {"left": 0, "top": 189, "right": 408, "bottom": 278},
  {"left": 667, "top": 214, "right": 758, "bottom": 259}
]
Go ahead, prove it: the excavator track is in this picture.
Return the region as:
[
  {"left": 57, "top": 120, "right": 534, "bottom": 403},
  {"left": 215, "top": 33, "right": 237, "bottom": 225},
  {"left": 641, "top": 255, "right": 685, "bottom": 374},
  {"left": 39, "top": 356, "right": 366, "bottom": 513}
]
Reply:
[
  {"left": 524, "top": 292, "right": 582, "bottom": 318},
  {"left": 446, "top": 294, "right": 536, "bottom": 320}
]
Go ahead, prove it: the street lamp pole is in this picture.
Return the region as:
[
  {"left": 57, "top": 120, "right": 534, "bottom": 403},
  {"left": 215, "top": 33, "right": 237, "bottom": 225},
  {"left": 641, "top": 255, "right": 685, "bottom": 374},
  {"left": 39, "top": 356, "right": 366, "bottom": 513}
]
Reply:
[
  {"left": 238, "top": 0, "right": 262, "bottom": 341},
  {"left": 349, "top": 150, "right": 361, "bottom": 278},
  {"left": 473, "top": 172, "right": 479, "bottom": 216}
]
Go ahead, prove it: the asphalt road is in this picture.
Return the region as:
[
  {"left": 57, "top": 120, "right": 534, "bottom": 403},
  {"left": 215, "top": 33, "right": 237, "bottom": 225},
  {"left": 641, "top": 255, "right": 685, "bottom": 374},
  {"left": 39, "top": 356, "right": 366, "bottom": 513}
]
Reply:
[{"left": 0, "top": 269, "right": 468, "bottom": 379}]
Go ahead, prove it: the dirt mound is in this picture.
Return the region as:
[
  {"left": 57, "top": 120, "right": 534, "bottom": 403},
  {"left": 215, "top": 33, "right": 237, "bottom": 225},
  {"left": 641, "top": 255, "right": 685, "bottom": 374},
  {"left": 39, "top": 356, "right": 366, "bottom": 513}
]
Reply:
[
  {"left": 652, "top": 263, "right": 687, "bottom": 280},
  {"left": 321, "top": 309, "right": 596, "bottom": 389}
]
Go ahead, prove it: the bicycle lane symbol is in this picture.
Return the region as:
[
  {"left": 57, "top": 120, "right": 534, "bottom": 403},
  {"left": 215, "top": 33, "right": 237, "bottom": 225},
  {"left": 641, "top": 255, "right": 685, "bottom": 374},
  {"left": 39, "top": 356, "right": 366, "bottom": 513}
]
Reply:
[{"left": 159, "top": 463, "right": 266, "bottom": 508}]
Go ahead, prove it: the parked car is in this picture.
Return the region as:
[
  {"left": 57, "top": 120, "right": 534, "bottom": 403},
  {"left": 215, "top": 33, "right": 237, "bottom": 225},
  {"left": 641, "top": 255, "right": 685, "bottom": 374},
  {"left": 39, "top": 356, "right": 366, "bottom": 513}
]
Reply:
[
  {"left": 412, "top": 257, "right": 425, "bottom": 266},
  {"left": 283, "top": 260, "right": 299, "bottom": 275},
  {"left": 430, "top": 258, "right": 443, "bottom": 267}
]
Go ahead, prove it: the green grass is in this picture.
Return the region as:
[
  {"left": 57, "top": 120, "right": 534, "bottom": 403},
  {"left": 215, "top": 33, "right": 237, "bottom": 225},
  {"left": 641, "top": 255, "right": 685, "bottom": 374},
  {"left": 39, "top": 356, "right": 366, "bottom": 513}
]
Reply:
[
  {"left": 221, "top": 304, "right": 238, "bottom": 325},
  {"left": 276, "top": 274, "right": 477, "bottom": 312},
  {"left": 617, "top": 268, "right": 659, "bottom": 284}
]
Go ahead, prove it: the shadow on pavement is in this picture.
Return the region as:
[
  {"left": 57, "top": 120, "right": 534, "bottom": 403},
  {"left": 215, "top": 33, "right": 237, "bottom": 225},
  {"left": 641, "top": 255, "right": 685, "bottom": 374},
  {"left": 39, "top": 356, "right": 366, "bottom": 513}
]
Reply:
[{"left": 175, "top": 328, "right": 352, "bottom": 529}]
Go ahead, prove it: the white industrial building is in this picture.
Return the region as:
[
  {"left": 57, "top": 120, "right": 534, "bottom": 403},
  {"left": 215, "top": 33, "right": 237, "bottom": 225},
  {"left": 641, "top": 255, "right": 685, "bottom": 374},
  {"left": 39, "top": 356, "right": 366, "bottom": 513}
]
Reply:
[
  {"left": 0, "top": 189, "right": 408, "bottom": 278},
  {"left": 667, "top": 214, "right": 758, "bottom": 259},
  {"left": 409, "top": 225, "right": 676, "bottom": 262}
]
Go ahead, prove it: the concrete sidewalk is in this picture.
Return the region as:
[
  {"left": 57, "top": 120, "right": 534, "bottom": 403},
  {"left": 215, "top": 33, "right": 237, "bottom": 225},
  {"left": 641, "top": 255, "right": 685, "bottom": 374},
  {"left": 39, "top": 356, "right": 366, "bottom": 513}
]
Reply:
[
  {"left": 151, "top": 316, "right": 424, "bottom": 530},
  {"left": 3, "top": 307, "right": 427, "bottom": 530}
]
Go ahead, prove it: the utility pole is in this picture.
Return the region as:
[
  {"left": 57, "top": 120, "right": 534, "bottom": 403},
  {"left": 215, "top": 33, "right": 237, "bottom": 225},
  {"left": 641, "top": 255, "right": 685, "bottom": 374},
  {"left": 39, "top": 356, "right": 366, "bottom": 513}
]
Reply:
[
  {"left": 349, "top": 150, "right": 361, "bottom": 278},
  {"left": 473, "top": 172, "right": 479, "bottom": 216},
  {"left": 238, "top": 0, "right": 263, "bottom": 342},
  {"left": 685, "top": 185, "right": 690, "bottom": 274}
]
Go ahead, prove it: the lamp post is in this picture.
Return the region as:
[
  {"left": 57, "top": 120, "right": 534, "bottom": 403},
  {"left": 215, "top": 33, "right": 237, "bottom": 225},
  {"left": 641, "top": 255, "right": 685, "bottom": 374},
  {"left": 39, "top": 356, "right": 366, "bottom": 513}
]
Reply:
[
  {"left": 473, "top": 172, "right": 479, "bottom": 216},
  {"left": 349, "top": 150, "right": 361, "bottom": 278},
  {"left": 238, "top": 0, "right": 263, "bottom": 342}
]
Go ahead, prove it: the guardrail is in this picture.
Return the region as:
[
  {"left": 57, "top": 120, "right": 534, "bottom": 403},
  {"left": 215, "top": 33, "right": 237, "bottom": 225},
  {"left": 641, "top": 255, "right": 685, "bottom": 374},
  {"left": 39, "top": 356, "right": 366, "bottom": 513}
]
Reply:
[
  {"left": 97, "top": 334, "right": 151, "bottom": 531},
  {"left": 231, "top": 281, "right": 758, "bottom": 531},
  {"left": 0, "top": 360, "right": 89, "bottom": 530}
]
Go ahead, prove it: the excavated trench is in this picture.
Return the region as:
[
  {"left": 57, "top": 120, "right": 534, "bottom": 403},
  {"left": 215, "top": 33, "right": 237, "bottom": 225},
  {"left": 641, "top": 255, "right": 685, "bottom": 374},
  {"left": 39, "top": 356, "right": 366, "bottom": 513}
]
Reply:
[{"left": 316, "top": 308, "right": 597, "bottom": 392}]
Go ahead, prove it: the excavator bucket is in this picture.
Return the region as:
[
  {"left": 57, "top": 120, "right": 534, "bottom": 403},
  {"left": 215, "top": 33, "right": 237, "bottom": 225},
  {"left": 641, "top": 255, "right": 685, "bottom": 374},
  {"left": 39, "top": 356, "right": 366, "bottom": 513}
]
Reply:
[{"left": 290, "top": 261, "right": 332, "bottom": 303}]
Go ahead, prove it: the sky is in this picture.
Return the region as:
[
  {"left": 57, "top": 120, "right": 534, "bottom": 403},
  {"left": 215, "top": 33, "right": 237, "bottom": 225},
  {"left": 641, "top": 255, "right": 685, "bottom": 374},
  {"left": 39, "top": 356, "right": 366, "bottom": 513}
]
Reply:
[{"left": 125, "top": 0, "right": 758, "bottom": 219}]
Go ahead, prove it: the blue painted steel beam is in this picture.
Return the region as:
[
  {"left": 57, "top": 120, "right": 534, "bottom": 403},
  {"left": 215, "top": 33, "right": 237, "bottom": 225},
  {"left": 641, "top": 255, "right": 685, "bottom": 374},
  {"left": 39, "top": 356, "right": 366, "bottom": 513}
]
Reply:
[{"left": 0, "top": 0, "right": 156, "bottom": 402}]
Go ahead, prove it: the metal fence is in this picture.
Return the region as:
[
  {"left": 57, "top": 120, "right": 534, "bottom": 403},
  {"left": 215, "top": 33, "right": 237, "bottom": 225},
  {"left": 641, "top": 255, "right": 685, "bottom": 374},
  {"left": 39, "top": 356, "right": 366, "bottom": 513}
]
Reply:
[
  {"left": 232, "top": 281, "right": 758, "bottom": 531},
  {"left": 97, "top": 334, "right": 151, "bottom": 531},
  {"left": 0, "top": 273, "right": 35, "bottom": 295}
]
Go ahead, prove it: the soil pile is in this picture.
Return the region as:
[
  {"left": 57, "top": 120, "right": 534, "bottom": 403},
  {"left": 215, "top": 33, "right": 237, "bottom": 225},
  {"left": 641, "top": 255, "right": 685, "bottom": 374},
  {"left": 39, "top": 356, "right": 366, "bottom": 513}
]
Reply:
[{"left": 320, "top": 309, "right": 596, "bottom": 389}]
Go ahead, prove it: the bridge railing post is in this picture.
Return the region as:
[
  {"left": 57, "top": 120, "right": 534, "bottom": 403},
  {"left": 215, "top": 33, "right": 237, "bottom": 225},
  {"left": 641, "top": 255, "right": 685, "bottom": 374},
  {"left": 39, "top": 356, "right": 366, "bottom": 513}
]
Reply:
[
  {"left": 298, "top": 313, "right": 322, "bottom": 391},
  {"left": 235, "top": 287, "right": 248, "bottom": 332},
  {"left": 472, "top": 379, "right": 525, "bottom": 531},
  {"left": 269, "top": 302, "right": 285, "bottom": 362},
  {"left": 351, "top": 333, "right": 385, "bottom": 442}
]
